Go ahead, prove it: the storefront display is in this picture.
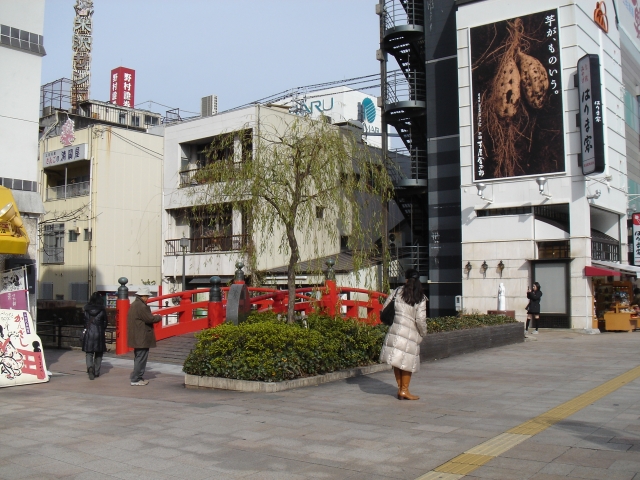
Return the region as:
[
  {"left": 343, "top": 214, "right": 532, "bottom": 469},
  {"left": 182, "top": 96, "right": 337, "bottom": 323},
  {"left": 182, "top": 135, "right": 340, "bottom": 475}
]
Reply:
[{"left": 593, "top": 279, "right": 638, "bottom": 331}]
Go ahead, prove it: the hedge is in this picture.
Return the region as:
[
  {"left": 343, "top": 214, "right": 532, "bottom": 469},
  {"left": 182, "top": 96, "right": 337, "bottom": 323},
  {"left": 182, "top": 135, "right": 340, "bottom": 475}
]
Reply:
[{"left": 182, "top": 312, "right": 517, "bottom": 382}]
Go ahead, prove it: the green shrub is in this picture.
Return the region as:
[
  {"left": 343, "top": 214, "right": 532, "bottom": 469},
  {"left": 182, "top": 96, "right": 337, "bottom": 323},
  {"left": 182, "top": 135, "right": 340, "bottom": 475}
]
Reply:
[
  {"left": 427, "top": 314, "right": 517, "bottom": 334},
  {"left": 182, "top": 312, "right": 516, "bottom": 381},
  {"left": 183, "top": 312, "right": 387, "bottom": 382}
]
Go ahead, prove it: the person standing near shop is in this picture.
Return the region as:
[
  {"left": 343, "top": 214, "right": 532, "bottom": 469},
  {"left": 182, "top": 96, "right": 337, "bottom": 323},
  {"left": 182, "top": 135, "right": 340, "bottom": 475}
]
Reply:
[
  {"left": 525, "top": 282, "right": 542, "bottom": 335},
  {"left": 82, "top": 292, "right": 108, "bottom": 380},
  {"left": 127, "top": 286, "right": 161, "bottom": 386}
]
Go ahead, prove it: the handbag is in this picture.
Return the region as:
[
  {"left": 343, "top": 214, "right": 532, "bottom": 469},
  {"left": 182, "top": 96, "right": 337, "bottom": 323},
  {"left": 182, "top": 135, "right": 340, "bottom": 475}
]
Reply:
[{"left": 380, "top": 289, "right": 398, "bottom": 326}]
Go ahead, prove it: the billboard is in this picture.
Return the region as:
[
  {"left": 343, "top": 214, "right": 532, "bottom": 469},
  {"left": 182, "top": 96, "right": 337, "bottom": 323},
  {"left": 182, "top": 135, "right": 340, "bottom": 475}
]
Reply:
[
  {"left": 471, "top": 9, "right": 564, "bottom": 180},
  {"left": 110, "top": 67, "right": 135, "bottom": 108},
  {"left": 634, "top": 213, "right": 640, "bottom": 266}
]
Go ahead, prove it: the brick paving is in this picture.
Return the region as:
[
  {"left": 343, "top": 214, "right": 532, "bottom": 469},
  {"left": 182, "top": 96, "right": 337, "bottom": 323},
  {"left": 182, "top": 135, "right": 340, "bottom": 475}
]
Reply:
[{"left": 2, "top": 330, "right": 640, "bottom": 479}]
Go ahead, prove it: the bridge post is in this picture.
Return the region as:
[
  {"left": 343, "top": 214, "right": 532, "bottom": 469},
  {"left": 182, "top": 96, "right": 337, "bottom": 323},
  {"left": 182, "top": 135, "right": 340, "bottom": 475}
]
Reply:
[
  {"left": 208, "top": 276, "right": 224, "bottom": 328},
  {"left": 234, "top": 261, "right": 245, "bottom": 284},
  {"left": 115, "top": 277, "right": 130, "bottom": 355},
  {"left": 323, "top": 259, "right": 338, "bottom": 317}
]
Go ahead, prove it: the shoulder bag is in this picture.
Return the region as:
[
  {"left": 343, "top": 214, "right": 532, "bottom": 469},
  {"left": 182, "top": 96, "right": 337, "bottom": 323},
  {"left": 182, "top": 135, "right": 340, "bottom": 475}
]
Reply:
[{"left": 380, "top": 289, "right": 398, "bottom": 326}]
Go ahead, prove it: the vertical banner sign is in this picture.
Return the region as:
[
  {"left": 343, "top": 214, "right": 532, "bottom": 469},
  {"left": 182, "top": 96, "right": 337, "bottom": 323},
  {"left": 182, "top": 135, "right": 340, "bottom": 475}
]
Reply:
[
  {"left": 109, "top": 67, "right": 136, "bottom": 108},
  {"left": 71, "top": 0, "right": 94, "bottom": 111},
  {"left": 633, "top": 213, "right": 640, "bottom": 266},
  {"left": 578, "top": 54, "right": 605, "bottom": 175},
  {"left": 470, "top": 9, "right": 564, "bottom": 180},
  {"left": 0, "top": 268, "right": 28, "bottom": 311}
]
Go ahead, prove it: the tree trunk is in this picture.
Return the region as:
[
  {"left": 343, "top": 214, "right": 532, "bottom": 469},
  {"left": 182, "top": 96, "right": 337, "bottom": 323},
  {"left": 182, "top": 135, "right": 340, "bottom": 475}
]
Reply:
[{"left": 286, "top": 226, "right": 300, "bottom": 324}]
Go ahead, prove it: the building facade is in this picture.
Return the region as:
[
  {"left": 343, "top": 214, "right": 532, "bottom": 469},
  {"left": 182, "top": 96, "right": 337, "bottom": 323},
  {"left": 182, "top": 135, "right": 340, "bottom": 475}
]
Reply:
[
  {"left": 38, "top": 122, "right": 164, "bottom": 302},
  {"left": 0, "top": 0, "right": 47, "bottom": 313}
]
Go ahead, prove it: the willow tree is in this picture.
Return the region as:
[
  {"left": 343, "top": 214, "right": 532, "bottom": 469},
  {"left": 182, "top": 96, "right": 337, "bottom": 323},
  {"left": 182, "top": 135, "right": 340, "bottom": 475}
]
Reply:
[{"left": 192, "top": 109, "right": 393, "bottom": 322}]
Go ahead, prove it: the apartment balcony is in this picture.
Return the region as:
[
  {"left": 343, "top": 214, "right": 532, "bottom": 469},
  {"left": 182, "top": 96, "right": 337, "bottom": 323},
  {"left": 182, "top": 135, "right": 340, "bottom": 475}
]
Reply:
[
  {"left": 46, "top": 181, "right": 89, "bottom": 201},
  {"left": 165, "top": 234, "right": 248, "bottom": 255}
]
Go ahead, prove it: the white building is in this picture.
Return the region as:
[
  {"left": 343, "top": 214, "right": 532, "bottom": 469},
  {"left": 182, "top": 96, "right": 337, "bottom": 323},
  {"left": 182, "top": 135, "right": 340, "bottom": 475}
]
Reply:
[
  {"left": 0, "top": 0, "right": 47, "bottom": 309},
  {"left": 162, "top": 95, "right": 385, "bottom": 291},
  {"left": 457, "top": 0, "right": 631, "bottom": 328},
  {"left": 38, "top": 117, "right": 164, "bottom": 303}
]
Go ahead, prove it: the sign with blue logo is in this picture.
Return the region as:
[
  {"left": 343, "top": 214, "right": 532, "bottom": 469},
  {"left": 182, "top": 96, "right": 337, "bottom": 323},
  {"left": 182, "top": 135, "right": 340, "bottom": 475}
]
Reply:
[{"left": 362, "top": 97, "right": 376, "bottom": 123}]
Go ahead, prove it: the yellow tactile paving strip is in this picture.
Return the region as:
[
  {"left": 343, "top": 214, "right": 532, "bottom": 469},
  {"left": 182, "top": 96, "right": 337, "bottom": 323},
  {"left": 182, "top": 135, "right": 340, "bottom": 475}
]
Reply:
[{"left": 415, "top": 365, "right": 640, "bottom": 480}]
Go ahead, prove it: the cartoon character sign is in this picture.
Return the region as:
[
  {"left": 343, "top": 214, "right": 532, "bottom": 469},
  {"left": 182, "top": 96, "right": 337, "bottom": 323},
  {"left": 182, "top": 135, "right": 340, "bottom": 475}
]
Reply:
[{"left": 0, "top": 310, "right": 48, "bottom": 387}]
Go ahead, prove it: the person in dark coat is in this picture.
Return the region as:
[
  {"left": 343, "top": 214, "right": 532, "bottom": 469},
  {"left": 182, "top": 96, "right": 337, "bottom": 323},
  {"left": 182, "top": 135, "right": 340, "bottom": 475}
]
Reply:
[
  {"left": 525, "top": 282, "right": 542, "bottom": 335},
  {"left": 82, "top": 292, "right": 108, "bottom": 380},
  {"left": 127, "top": 286, "right": 161, "bottom": 386}
]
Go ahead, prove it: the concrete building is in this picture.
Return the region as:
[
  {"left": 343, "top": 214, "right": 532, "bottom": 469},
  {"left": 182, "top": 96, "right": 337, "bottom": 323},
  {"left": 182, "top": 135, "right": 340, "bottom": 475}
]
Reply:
[
  {"left": 0, "top": 0, "right": 47, "bottom": 312},
  {"left": 38, "top": 117, "right": 164, "bottom": 303},
  {"left": 162, "top": 96, "right": 389, "bottom": 292}
]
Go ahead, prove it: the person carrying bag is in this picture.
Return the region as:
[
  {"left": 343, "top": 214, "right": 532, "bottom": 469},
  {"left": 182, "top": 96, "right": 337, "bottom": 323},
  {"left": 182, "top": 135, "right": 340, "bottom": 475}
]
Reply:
[{"left": 379, "top": 269, "right": 428, "bottom": 400}]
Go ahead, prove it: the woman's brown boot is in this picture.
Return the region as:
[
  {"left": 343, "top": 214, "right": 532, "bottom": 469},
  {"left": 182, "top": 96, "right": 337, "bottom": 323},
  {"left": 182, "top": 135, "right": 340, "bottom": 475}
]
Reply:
[
  {"left": 398, "top": 370, "right": 419, "bottom": 400},
  {"left": 393, "top": 367, "right": 402, "bottom": 398}
]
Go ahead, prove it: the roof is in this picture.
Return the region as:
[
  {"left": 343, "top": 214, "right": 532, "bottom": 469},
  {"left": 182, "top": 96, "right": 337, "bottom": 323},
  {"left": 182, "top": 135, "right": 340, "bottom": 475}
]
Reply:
[{"left": 264, "top": 251, "right": 380, "bottom": 275}]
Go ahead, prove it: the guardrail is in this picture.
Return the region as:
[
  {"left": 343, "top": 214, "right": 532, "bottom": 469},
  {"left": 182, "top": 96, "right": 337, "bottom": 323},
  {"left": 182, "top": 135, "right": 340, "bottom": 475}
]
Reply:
[{"left": 46, "top": 181, "right": 89, "bottom": 201}]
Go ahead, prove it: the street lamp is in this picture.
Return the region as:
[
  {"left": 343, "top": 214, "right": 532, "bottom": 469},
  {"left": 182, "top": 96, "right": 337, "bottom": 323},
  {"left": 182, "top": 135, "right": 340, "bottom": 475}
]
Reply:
[{"left": 180, "top": 236, "right": 189, "bottom": 291}]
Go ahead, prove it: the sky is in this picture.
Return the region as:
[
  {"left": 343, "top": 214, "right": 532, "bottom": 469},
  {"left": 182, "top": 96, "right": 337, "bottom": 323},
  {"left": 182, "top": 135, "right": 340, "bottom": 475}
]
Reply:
[{"left": 42, "top": 0, "right": 384, "bottom": 116}]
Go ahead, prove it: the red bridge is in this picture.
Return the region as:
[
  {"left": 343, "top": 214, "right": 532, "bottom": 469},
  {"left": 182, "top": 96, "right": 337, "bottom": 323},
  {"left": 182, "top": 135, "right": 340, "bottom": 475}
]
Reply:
[{"left": 115, "top": 276, "right": 387, "bottom": 355}]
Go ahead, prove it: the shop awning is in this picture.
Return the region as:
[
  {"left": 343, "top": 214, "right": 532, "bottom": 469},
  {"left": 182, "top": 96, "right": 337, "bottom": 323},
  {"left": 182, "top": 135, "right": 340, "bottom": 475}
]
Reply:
[
  {"left": 591, "top": 260, "right": 640, "bottom": 278},
  {"left": 0, "top": 187, "right": 29, "bottom": 255},
  {"left": 584, "top": 265, "right": 620, "bottom": 277}
]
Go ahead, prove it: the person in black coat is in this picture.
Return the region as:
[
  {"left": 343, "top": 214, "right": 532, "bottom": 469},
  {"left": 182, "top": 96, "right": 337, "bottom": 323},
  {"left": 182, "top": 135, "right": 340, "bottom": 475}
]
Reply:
[
  {"left": 525, "top": 282, "right": 542, "bottom": 335},
  {"left": 82, "top": 292, "right": 108, "bottom": 380}
]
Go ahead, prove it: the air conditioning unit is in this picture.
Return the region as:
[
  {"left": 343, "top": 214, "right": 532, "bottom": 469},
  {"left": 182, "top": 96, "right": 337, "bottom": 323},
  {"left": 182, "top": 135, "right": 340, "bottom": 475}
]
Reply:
[
  {"left": 42, "top": 106, "right": 53, "bottom": 117},
  {"left": 201, "top": 95, "right": 218, "bottom": 117},
  {"left": 74, "top": 226, "right": 81, "bottom": 234}
]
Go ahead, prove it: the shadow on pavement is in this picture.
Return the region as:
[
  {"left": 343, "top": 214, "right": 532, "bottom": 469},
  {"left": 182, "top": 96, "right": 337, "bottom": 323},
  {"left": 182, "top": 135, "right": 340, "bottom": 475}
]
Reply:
[{"left": 345, "top": 374, "right": 397, "bottom": 397}]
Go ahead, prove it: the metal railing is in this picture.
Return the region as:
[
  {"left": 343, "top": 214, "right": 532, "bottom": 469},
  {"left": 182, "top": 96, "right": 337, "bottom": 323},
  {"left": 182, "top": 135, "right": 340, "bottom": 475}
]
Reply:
[
  {"left": 385, "top": 70, "right": 426, "bottom": 105},
  {"left": 42, "top": 247, "right": 64, "bottom": 264},
  {"left": 592, "top": 240, "right": 620, "bottom": 262},
  {"left": 165, "top": 234, "right": 248, "bottom": 255},
  {"left": 46, "top": 181, "right": 89, "bottom": 201},
  {"left": 389, "top": 245, "right": 429, "bottom": 279},
  {"left": 37, "top": 320, "right": 116, "bottom": 349},
  {"left": 179, "top": 169, "right": 202, "bottom": 187},
  {"left": 387, "top": 147, "right": 427, "bottom": 186},
  {"left": 383, "top": 0, "right": 424, "bottom": 32}
]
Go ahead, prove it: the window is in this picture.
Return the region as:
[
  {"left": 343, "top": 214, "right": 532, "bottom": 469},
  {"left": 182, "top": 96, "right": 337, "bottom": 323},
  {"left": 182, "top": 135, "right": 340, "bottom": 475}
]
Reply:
[
  {"left": 144, "top": 115, "right": 158, "bottom": 126},
  {"left": 118, "top": 112, "right": 126, "bottom": 125},
  {"left": 340, "top": 236, "right": 349, "bottom": 251},
  {"left": 84, "top": 228, "right": 92, "bottom": 241},
  {"left": 131, "top": 115, "right": 140, "bottom": 127},
  {"left": 40, "top": 282, "right": 53, "bottom": 300},
  {"left": 624, "top": 89, "right": 639, "bottom": 133},
  {"left": 316, "top": 206, "right": 325, "bottom": 219},
  {"left": 43, "top": 223, "right": 64, "bottom": 264},
  {"left": 69, "top": 230, "right": 79, "bottom": 242},
  {"left": 477, "top": 206, "right": 533, "bottom": 217},
  {"left": 538, "top": 241, "right": 570, "bottom": 259},
  {"left": 70, "top": 283, "right": 89, "bottom": 302}
]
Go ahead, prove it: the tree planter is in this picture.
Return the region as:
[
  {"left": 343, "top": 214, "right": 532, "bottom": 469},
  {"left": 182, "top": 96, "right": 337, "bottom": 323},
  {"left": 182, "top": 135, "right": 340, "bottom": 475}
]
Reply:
[{"left": 184, "top": 323, "right": 523, "bottom": 392}]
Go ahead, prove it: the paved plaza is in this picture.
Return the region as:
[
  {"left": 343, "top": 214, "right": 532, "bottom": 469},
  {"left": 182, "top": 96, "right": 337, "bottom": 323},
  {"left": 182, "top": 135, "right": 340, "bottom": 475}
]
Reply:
[{"left": 2, "top": 330, "right": 640, "bottom": 479}]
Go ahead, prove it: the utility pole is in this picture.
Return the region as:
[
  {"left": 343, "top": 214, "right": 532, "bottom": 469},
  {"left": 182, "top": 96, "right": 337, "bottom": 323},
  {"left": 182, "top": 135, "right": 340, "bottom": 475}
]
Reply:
[{"left": 378, "top": 0, "right": 389, "bottom": 291}]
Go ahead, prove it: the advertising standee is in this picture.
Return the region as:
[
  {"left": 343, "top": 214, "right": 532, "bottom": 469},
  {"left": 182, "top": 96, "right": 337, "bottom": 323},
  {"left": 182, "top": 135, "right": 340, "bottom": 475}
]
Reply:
[{"left": 633, "top": 213, "right": 640, "bottom": 266}]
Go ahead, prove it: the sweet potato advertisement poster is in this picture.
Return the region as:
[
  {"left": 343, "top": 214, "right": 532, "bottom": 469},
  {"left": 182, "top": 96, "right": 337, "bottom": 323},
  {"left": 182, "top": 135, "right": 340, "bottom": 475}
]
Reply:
[{"left": 471, "top": 9, "right": 565, "bottom": 180}]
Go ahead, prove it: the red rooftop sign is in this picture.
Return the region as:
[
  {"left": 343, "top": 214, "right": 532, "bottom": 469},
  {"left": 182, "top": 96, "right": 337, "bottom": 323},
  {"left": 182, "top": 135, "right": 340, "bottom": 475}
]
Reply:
[{"left": 110, "top": 67, "right": 135, "bottom": 108}]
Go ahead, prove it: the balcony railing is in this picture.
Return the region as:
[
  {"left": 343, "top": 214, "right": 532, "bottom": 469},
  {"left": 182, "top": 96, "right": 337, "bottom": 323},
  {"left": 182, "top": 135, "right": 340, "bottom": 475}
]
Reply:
[
  {"left": 385, "top": 70, "right": 426, "bottom": 105},
  {"left": 46, "top": 181, "right": 89, "bottom": 201},
  {"left": 165, "top": 235, "right": 248, "bottom": 255},
  {"left": 42, "top": 247, "right": 64, "bottom": 264},
  {"left": 592, "top": 240, "right": 620, "bottom": 262},
  {"left": 179, "top": 169, "right": 202, "bottom": 187},
  {"left": 383, "top": 0, "right": 424, "bottom": 32}
]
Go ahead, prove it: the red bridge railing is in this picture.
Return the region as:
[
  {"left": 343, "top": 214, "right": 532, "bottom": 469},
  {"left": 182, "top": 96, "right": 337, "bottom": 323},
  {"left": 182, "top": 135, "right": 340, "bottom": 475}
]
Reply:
[{"left": 115, "top": 274, "right": 388, "bottom": 355}]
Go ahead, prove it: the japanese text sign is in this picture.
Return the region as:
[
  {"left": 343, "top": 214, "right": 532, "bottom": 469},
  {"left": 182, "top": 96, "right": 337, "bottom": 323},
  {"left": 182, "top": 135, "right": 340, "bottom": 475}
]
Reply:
[
  {"left": 633, "top": 213, "right": 640, "bottom": 266},
  {"left": 578, "top": 54, "right": 605, "bottom": 175},
  {"left": 110, "top": 67, "right": 135, "bottom": 108},
  {"left": 44, "top": 143, "right": 88, "bottom": 167}
]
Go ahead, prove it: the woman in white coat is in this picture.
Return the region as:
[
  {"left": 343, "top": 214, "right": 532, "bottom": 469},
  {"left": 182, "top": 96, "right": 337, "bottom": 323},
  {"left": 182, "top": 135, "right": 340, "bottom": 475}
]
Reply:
[{"left": 379, "top": 269, "right": 428, "bottom": 400}]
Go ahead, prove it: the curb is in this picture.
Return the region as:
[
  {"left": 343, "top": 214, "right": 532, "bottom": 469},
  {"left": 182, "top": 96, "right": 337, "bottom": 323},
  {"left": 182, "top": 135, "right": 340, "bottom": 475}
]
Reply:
[{"left": 184, "top": 363, "right": 392, "bottom": 392}]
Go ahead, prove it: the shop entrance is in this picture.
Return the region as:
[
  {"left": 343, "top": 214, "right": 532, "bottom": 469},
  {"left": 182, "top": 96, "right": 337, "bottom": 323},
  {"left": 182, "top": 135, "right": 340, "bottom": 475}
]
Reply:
[{"left": 532, "top": 260, "right": 571, "bottom": 328}]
